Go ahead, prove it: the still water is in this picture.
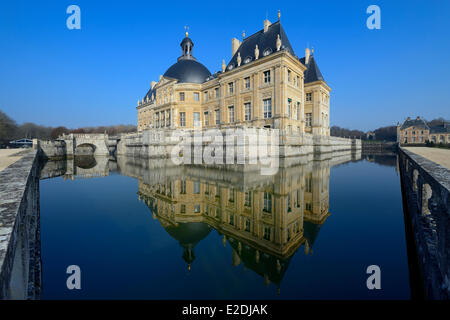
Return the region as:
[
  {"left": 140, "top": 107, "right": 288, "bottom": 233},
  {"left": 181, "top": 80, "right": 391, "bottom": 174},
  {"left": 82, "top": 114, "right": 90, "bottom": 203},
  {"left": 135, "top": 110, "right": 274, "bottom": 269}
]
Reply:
[{"left": 39, "top": 153, "right": 410, "bottom": 299}]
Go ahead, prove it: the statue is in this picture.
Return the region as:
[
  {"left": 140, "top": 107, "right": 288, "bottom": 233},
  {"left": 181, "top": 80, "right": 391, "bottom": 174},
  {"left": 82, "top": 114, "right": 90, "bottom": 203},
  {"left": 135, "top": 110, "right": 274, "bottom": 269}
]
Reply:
[
  {"left": 255, "top": 44, "right": 259, "bottom": 60},
  {"left": 276, "top": 34, "right": 281, "bottom": 51},
  {"left": 237, "top": 52, "right": 241, "bottom": 66}
]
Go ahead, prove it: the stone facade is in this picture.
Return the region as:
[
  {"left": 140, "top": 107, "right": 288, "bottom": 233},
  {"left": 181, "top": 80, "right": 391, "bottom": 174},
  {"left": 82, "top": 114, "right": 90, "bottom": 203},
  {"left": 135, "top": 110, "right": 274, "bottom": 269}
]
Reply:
[{"left": 397, "top": 116, "right": 450, "bottom": 145}]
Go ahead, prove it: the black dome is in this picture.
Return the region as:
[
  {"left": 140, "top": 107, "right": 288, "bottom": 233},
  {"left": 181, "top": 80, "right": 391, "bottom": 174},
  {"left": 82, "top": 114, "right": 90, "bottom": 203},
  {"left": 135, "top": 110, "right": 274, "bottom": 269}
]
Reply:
[{"left": 164, "top": 59, "right": 211, "bottom": 84}]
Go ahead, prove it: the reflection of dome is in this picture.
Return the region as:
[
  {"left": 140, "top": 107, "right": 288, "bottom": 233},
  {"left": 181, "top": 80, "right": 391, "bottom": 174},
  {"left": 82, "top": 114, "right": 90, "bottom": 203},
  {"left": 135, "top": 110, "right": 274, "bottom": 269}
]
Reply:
[
  {"left": 164, "top": 59, "right": 211, "bottom": 84},
  {"left": 165, "top": 222, "right": 211, "bottom": 246},
  {"left": 164, "top": 222, "right": 212, "bottom": 267},
  {"left": 163, "top": 33, "right": 211, "bottom": 84}
]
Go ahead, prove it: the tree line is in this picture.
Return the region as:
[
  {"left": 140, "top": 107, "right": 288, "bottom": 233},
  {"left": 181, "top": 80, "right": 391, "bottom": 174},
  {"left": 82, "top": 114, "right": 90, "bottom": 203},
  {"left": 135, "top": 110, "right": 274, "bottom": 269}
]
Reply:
[
  {"left": 0, "top": 109, "right": 136, "bottom": 144},
  {"left": 331, "top": 117, "right": 447, "bottom": 141}
]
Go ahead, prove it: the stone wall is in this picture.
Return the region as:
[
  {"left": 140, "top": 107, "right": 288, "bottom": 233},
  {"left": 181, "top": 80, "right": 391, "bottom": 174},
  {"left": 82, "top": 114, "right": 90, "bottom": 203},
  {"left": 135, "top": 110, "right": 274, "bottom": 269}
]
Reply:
[
  {"left": 37, "top": 140, "right": 67, "bottom": 159},
  {"left": 362, "top": 141, "right": 398, "bottom": 153},
  {"left": 398, "top": 147, "right": 450, "bottom": 299},
  {"left": 0, "top": 150, "right": 41, "bottom": 299},
  {"left": 116, "top": 129, "right": 361, "bottom": 159}
]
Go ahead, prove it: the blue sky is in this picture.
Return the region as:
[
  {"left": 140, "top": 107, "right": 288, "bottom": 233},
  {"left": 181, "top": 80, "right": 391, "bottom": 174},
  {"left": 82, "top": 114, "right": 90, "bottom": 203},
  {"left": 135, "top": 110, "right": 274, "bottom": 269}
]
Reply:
[{"left": 0, "top": 0, "right": 449, "bottom": 131}]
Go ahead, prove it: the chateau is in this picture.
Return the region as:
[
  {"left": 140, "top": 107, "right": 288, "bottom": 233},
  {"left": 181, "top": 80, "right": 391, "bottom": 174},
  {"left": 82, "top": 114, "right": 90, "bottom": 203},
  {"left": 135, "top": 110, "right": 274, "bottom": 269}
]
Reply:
[
  {"left": 397, "top": 116, "right": 450, "bottom": 144},
  {"left": 136, "top": 12, "right": 330, "bottom": 137}
]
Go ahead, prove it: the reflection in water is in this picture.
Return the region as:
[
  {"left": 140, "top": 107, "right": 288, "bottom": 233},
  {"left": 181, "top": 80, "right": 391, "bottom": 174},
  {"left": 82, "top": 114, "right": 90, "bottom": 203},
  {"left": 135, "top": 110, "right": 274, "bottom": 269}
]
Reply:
[
  {"left": 39, "top": 150, "right": 410, "bottom": 298},
  {"left": 74, "top": 155, "right": 97, "bottom": 169},
  {"left": 41, "top": 154, "right": 342, "bottom": 290}
]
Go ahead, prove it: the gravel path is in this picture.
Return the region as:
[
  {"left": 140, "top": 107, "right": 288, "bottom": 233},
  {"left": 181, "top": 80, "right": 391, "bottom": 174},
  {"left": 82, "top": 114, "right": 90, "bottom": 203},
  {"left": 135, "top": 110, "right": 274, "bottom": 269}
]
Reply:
[
  {"left": 404, "top": 147, "right": 450, "bottom": 170},
  {"left": 0, "top": 149, "right": 31, "bottom": 172}
]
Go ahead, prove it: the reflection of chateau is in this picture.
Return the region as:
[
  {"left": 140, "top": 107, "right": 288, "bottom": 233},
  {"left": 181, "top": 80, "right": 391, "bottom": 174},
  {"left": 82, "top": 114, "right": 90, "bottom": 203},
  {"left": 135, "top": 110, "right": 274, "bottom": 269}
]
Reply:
[{"left": 136, "top": 161, "right": 330, "bottom": 288}]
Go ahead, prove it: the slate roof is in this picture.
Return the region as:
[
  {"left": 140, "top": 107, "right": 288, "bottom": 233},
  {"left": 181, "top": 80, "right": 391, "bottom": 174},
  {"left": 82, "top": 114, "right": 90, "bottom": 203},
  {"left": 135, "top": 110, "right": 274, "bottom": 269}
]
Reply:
[
  {"left": 299, "top": 55, "right": 325, "bottom": 83},
  {"left": 163, "top": 59, "right": 211, "bottom": 84},
  {"left": 226, "top": 21, "right": 295, "bottom": 71},
  {"left": 430, "top": 124, "right": 450, "bottom": 134},
  {"left": 400, "top": 118, "right": 429, "bottom": 130}
]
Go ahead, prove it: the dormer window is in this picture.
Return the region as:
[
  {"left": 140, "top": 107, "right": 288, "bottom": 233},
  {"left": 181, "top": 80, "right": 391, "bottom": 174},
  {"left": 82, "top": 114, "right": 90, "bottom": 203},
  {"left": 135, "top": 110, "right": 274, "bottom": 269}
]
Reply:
[
  {"left": 244, "top": 56, "right": 252, "bottom": 64},
  {"left": 227, "top": 64, "right": 234, "bottom": 70},
  {"left": 263, "top": 48, "right": 272, "bottom": 57}
]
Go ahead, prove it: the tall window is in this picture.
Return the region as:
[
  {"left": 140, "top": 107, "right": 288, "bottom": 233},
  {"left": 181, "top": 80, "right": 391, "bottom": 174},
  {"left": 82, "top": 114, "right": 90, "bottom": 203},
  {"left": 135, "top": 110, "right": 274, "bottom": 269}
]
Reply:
[
  {"left": 228, "top": 82, "right": 234, "bottom": 94},
  {"left": 193, "top": 92, "right": 200, "bottom": 101},
  {"left": 193, "top": 112, "right": 200, "bottom": 127},
  {"left": 245, "top": 219, "right": 251, "bottom": 232},
  {"left": 194, "top": 181, "right": 200, "bottom": 194},
  {"left": 204, "top": 112, "right": 209, "bottom": 126},
  {"left": 180, "top": 180, "right": 186, "bottom": 194},
  {"left": 263, "top": 226, "right": 271, "bottom": 240},
  {"left": 180, "top": 92, "right": 185, "bottom": 101},
  {"left": 229, "top": 188, "right": 234, "bottom": 202},
  {"left": 179, "top": 112, "right": 186, "bottom": 127},
  {"left": 306, "top": 92, "right": 312, "bottom": 102},
  {"left": 244, "top": 191, "right": 251, "bottom": 207},
  {"left": 263, "top": 192, "right": 272, "bottom": 213},
  {"left": 244, "top": 102, "right": 251, "bottom": 121},
  {"left": 263, "top": 98, "right": 272, "bottom": 118},
  {"left": 296, "top": 76, "right": 300, "bottom": 87},
  {"left": 306, "top": 113, "right": 312, "bottom": 127},
  {"left": 204, "top": 91, "right": 208, "bottom": 101},
  {"left": 287, "top": 99, "right": 292, "bottom": 118},
  {"left": 215, "top": 88, "right": 219, "bottom": 98},
  {"left": 228, "top": 106, "right": 234, "bottom": 123},
  {"left": 215, "top": 109, "right": 220, "bottom": 125},
  {"left": 296, "top": 102, "right": 301, "bottom": 120},
  {"left": 264, "top": 70, "right": 271, "bottom": 83},
  {"left": 288, "top": 69, "right": 291, "bottom": 82},
  {"left": 167, "top": 110, "right": 171, "bottom": 127},
  {"left": 244, "top": 77, "right": 250, "bottom": 89},
  {"left": 156, "top": 112, "right": 160, "bottom": 128}
]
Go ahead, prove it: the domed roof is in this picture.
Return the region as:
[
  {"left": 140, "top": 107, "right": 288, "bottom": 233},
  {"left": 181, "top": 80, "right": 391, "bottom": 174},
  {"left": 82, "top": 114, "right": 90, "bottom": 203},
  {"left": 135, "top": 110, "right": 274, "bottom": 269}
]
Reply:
[
  {"left": 164, "top": 59, "right": 211, "bottom": 84},
  {"left": 162, "top": 33, "right": 211, "bottom": 84}
]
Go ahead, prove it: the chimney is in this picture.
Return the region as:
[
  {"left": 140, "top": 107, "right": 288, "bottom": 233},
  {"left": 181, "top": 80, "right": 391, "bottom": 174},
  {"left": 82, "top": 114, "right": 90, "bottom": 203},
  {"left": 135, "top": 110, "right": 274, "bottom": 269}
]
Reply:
[
  {"left": 407, "top": 117, "right": 411, "bottom": 120},
  {"left": 264, "top": 19, "right": 271, "bottom": 32},
  {"left": 305, "top": 47, "right": 310, "bottom": 64},
  {"left": 231, "top": 38, "right": 241, "bottom": 57},
  {"left": 416, "top": 116, "right": 420, "bottom": 120}
]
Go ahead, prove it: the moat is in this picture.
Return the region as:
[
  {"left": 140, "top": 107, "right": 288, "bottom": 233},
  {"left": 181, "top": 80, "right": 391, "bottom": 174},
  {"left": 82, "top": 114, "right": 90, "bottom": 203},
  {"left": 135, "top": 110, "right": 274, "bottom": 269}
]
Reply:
[{"left": 38, "top": 153, "right": 410, "bottom": 299}]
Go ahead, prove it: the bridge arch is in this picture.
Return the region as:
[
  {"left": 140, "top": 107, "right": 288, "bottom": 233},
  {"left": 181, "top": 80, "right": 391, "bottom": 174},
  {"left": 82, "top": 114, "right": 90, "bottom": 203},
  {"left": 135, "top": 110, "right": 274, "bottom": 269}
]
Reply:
[{"left": 75, "top": 143, "right": 96, "bottom": 156}]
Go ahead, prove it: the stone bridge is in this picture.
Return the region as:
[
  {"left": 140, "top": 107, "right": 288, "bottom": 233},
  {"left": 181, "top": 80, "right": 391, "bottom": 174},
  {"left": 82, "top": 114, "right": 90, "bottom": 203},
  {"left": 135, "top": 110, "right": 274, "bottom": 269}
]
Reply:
[{"left": 59, "top": 133, "right": 112, "bottom": 156}]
